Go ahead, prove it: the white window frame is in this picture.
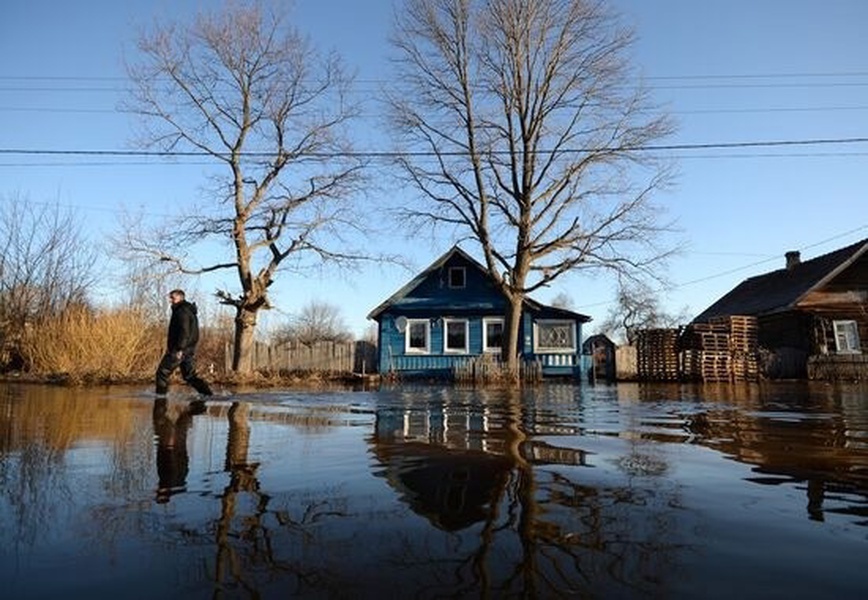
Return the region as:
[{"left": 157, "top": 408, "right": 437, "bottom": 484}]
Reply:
[
  {"left": 833, "top": 320, "right": 861, "bottom": 354},
  {"left": 405, "top": 319, "right": 430, "bottom": 354},
  {"left": 443, "top": 318, "right": 469, "bottom": 354},
  {"left": 533, "top": 319, "right": 576, "bottom": 353},
  {"left": 482, "top": 317, "right": 504, "bottom": 353},
  {"left": 448, "top": 266, "right": 466, "bottom": 289}
]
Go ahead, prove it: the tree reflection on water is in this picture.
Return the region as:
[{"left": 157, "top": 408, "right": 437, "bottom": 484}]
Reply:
[
  {"left": 367, "top": 386, "right": 685, "bottom": 598},
  {"left": 0, "top": 382, "right": 866, "bottom": 598}
]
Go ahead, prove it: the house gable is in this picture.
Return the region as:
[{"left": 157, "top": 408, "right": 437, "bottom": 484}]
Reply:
[
  {"left": 367, "top": 246, "right": 505, "bottom": 320},
  {"left": 796, "top": 244, "right": 868, "bottom": 313}
]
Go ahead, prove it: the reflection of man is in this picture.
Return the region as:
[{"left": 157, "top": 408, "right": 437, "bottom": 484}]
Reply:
[{"left": 153, "top": 397, "right": 205, "bottom": 503}]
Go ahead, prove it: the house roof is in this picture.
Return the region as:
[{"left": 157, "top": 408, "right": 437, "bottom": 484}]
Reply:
[
  {"left": 367, "top": 245, "right": 591, "bottom": 322},
  {"left": 693, "top": 237, "right": 868, "bottom": 322}
]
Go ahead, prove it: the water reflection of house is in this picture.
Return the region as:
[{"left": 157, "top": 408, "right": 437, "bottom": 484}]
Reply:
[
  {"left": 684, "top": 398, "right": 868, "bottom": 524},
  {"left": 692, "top": 239, "right": 868, "bottom": 380},
  {"left": 371, "top": 408, "right": 512, "bottom": 531},
  {"left": 370, "top": 403, "right": 588, "bottom": 530}
]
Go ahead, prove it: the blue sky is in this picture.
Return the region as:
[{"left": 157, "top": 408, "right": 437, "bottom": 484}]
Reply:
[{"left": 2, "top": 0, "right": 867, "bottom": 338}]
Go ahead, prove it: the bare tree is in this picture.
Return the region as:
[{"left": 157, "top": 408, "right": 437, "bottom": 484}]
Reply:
[
  {"left": 123, "top": 2, "right": 370, "bottom": 373},
  {"left": 0, "top": 195, "right": 99, "bottom": 369},
  {"left": 388, "top": 0, "right": 677, "bottom": 378},
  {"left": 599, "top": 279, "right": 688, "bottom": 344},
  {"left": 273, "top": 299, "right": 352, "bottom": 346}
]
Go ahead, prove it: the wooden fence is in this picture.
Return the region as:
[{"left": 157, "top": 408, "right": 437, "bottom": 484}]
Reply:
[
  {"left": 226, "top": 340, "right": 378, "bottom": 374},
  {"left": 452, "top": 355, "right": 543, "bottom": 384}
]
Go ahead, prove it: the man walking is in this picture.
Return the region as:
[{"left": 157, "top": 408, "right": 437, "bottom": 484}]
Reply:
[{"left": 155, "top": 289, "right": 213, "bottom": 396}]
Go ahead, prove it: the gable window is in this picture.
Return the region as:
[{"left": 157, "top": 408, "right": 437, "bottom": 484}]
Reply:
[
  {"left": 833, "top": 320, "right": 861, "bottom": 354},
  {"left": 448, "top": 267, "right": 466, "bottom": 289},
  {"left": 483, "top": 318, "right": 504, "bottom": 352},
  {"left": 444, "top": 318, "right": 469, "bottom": 353},
  {"left": 534, "top": 320, "right": 576, "bottom": 353},
  {"left": 406, "top": 319, "right": 430, "bottom": 354}
]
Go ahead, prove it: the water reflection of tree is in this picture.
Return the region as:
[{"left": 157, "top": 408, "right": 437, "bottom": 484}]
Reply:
[
  {"left": 214, "top": 401, "right": 265, "bottom": 593},
  {"left": 370, "top": 386, "right": 683, "bottom": 597},
  {"left": 498, "top": 391, "right": 680, "bottom": 598},
  {"left": 210, "top": 401, "right": 356, "bottom": 598}
]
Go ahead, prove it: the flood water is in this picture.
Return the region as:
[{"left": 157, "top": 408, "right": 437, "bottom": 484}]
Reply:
[{"left": 1, "top": 381, "right": 867, "bottom": 599}]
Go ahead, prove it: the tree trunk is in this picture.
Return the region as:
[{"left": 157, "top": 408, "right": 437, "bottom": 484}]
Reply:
[
  {"left": 232, "top": 306, "right": 258, "bottom": 373},
  {"left": 502, "top": 297, "right": 525, "bottom": 381}
]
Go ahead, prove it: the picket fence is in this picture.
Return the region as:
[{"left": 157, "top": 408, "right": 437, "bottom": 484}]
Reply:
[{"left": 225, "top": 340, "right": 378, "bottom": 374}]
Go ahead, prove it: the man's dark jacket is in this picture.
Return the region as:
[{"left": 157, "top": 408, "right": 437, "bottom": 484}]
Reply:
[{"left": 166, "top": 300, "right": 200, "bottom": 353}]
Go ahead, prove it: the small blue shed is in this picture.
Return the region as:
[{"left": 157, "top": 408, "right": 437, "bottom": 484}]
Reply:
[{"left": 367, "top": 246, "right": 591, "bottom": 379}]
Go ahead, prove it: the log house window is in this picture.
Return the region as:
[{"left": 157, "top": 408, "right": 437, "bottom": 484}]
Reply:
[{"left": 833, "top": 320, "right": 861, "bottom": 354}]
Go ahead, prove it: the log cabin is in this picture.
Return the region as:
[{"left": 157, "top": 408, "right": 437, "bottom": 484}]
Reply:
[{"left": 693, "top": 238, "right": 868, "bottom": 380}]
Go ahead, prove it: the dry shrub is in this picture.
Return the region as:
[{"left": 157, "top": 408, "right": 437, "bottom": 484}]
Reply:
[{"left": 21, "top": 305, "right": 163, "bottom": 382}]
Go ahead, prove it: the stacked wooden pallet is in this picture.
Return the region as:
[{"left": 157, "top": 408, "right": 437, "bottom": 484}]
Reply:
[
  {"left": 678, "top": 322, "right": 725, "bottom": 382},
  {"left": 708, "top": 315, "right": 756, "bottom": 347},
  {"left": 636, "top": 328, "right": 681, "bottom": 381},
  {"left": 696, "top": 316, "right": 759, "bottom": 382},
  {"left": 731, "top": 354, "right": 759, "bottom": 381},
  {"left": 727, "top": 316, "right": 759, "bottom": 381},
  {"left": 635, "top": 317, "right": 760, "bottom": 382},
  {"left": 698, "top": 350, "right": 732, "bottom": 382}
]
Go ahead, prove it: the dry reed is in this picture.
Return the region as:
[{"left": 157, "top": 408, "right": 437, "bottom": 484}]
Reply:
[{"left": 21, "top": 305, "right": 163, "bottom": 383}]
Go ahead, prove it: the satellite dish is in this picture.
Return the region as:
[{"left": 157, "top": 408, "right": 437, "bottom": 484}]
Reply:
[{"left": 395, "top": 316, "right": 408, "bottom": 333}]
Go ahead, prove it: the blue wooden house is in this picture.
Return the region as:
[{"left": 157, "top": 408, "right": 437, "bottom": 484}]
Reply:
[{"left": 367, "top": 246, "right": 591, "bottom": 379}]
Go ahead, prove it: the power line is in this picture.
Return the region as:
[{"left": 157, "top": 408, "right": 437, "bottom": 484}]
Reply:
[
  {"left": 674, "top": 151, "right": 868, "bottom": 160},
  {"left": 3, "top": 69, "right": 868, "bottom": 82},
  {"left": 675, "top": 225, "right": 868, "bottom": 288},
  {"left": 675, "top": 226, "right": 868, "bottom": 288},
  {"left": 678, "top": 105, "right": 868, "bottom": 115},
  {"left": 5, "top": 104, "right": 868, "bottom": 117},
  {"left": 2, "top": 70, "right": 868, "bottom": 94},
  {"left": 5, "top": 81, "right": 867, "bottom": 93},
  {"left": 575, "top": 224, "right": 868, "bottom": 313},
  {"left": 1, "top": 136, "right": 866, "bottom": 161},
  {"left": 0, "top": 161, "right": 216, "bottom": 168},
  {"left": 645, "top": 71, "right": 868, "bottom": 80},
  {"left": 6, "top": 151, "right": 867, "bottom": 169}
]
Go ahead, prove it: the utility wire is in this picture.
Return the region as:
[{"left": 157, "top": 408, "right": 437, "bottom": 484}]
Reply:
[
  {"left": 671, "top": 225, "right": 868, "bottom": 288},
  {"left": 576, "top": 224, "right": 868, "bottom": 312},
  {"left": 5, "top": 81, "right": 868, "bottom": 92},
  {"left": 4, "top": 104, "right": 868, "bottom": 116},
  {"left": 1, "top": 136, "right": 867, "bottom": 161},
  {"left": 2, "top": 70, "right": 868, "bottom": 83}
]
